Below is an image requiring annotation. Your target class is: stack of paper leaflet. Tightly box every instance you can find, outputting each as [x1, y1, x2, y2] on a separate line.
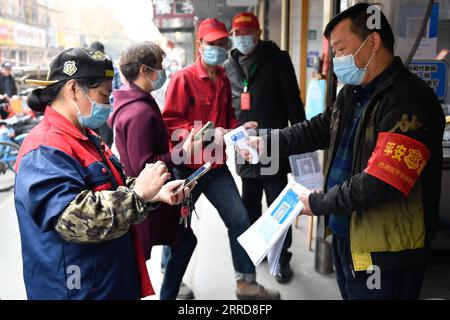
[237, 181, 310, 276]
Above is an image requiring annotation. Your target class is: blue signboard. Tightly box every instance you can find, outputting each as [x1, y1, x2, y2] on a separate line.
[408, 60, 448, 100]
[305, 79, 326, 120]
[307, 51, 319, 68]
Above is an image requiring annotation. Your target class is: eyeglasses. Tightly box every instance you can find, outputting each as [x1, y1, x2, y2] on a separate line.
[144, 65, 165, 72]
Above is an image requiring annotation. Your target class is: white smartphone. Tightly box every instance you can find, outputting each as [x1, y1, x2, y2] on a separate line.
[173, 162, 212, 194]
[194, 121, 214, 141]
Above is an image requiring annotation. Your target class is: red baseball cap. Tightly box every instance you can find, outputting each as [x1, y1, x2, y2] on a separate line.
[198, 18, 229, 42]
[231, 12, 260, 32]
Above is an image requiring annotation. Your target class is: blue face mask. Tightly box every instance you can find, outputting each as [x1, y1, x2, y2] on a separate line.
[73, 90, 112, 130]
[169, 65, 179, 73]
[333, 37, 374, 86]
[202, 45, 228, 66]
[146, 66, 167, 91]
[233, 35, 256, 55]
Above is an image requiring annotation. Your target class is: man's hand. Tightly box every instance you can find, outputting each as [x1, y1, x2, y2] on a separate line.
[213, 127, 227, 145]
[242, 121, 258, 130]
[152, 180, 195, 205]
[182, 128, 203, 157]
[236, 136, 265, 162]
[300, 190, 320, 216]
[133, 161, 171, 202]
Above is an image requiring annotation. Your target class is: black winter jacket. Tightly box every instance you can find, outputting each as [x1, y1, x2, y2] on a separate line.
[0, 75, 17, 97]
[273, 57, 445, 270]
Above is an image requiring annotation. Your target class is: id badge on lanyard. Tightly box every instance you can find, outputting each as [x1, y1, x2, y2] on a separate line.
[241, 86, 251, 111]
[241, 76, 251, 111]
[241, 64, 257, 111]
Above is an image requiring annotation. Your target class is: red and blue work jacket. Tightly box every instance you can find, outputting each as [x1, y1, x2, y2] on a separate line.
[14, 106, 152, 300]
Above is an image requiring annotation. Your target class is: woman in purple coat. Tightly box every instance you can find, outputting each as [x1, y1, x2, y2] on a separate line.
[108, 42, 196, 300]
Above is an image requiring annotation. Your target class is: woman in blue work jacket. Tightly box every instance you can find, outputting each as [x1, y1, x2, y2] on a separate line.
[14, 47, 191, 300]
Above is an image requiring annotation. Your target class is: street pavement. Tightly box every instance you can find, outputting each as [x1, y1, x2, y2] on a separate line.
[3, 149, 448, 300]
[0, 149, 341, 300]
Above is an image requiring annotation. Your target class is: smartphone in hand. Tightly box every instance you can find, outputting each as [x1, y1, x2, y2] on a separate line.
[173, 162, 212, 194]
[194, 121, 214, 141]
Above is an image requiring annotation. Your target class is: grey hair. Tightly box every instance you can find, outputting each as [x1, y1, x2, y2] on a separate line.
[119, 41, 166, 82]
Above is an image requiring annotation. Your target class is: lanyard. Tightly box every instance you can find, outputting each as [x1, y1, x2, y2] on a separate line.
[242, 63, 258, 93]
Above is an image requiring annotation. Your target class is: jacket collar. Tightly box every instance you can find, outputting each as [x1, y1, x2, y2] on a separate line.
[370, 56, 405, 96]
[129, 82, 151, 95]
[44, 106, 96, 141]
[355, 67, 385, 96]
[128, 82, 156, 102]
[195, 57, 225, 79]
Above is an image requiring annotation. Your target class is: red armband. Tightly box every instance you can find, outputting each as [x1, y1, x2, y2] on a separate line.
[364, 132, 430, 197]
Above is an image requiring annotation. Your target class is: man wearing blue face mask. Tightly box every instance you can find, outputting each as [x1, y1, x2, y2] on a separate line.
[223, 12, 306, 284]
[163, 18, 280, 300]
[239, 3, 445, 300]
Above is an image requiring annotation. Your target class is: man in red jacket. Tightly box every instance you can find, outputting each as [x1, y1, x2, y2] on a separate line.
[162, 18, 280, 300]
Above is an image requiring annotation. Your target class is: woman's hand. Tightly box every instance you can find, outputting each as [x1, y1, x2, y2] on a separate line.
[133, 161, 171, 202]
[152, 180, 196, 205]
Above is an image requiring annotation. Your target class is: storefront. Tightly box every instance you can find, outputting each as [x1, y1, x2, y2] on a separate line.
[0, 17, 47, 65]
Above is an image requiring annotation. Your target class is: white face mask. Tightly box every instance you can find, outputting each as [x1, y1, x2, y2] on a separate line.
[332, 36, 374, 85]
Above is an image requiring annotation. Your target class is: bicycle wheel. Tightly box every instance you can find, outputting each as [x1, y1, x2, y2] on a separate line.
[0, 140, 20, 192]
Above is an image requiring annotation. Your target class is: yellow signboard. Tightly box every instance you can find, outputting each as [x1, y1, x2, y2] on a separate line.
[0, 17, 46, 48]
[0, 18, 15, 46]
